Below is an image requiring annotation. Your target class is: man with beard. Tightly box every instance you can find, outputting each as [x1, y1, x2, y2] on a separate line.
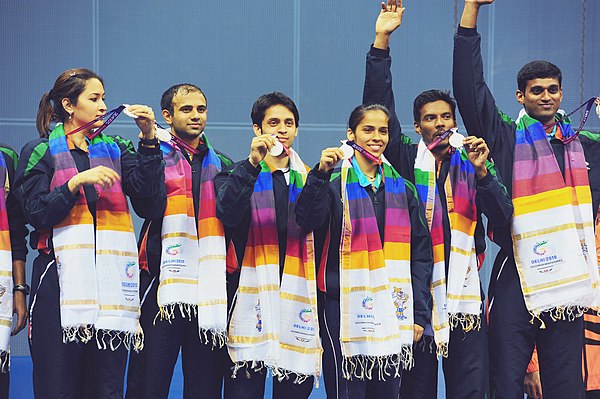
[361, 1, 513, 397]
[126, 84, 232, 399]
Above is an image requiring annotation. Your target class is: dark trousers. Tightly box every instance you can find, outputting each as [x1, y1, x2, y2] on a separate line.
[126, 272, 228, 399]
[399, 308, 489, 399]
[319, 293, 401, 399]
[223, 363, 314, 399]
[0, 371, 7, 399]
[29, 254, 128, 399]
[489, 254, 584, 399]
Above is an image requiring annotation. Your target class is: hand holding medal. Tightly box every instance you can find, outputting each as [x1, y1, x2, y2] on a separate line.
[122, 104, 156, 140]
[248, 134, 279, 167]
[463, 136, 490, 179]
[318, 145, 345, 174]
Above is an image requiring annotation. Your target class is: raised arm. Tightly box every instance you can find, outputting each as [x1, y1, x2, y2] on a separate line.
[453, 0, 515, 157]
[363, 0, 416, 181]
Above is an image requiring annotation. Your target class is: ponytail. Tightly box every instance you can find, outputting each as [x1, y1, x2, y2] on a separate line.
[36, 92, 54, 138]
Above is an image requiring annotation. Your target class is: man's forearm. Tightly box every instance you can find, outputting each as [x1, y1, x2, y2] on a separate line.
[460, 2, 482, 28]
[12, 259, 26, 285]
[374, 33, 391, 50]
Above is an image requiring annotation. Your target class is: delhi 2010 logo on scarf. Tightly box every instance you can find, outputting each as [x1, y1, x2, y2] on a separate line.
[165, 243, 182, 256]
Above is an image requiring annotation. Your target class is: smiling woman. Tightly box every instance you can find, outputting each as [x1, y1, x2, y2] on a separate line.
[293, 103, 434, 399]
[13, 68, 166, 399]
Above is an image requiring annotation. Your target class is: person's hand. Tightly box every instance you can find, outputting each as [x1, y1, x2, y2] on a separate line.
[127, 105, 156, 140]
[68, 165, 121, 193]
[524, 371, 543, 399]
[11, 291, 27, 336]
[460, 0, 494, 28]
[248, 134, 276, 167]
[413, 324, 424, 342]
[465, 0, 495, 5]
[374, 0, 405, 49]
[376, 0, 405, 36]
[463, 136, 489, 179]
[318, 148, 344, 173]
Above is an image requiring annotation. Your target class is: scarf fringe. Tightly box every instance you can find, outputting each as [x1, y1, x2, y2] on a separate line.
[199, 328, 227, 349]
[0, 351, 8, 373]
[95, 329, 144, 352]
[529, 305, 587, 329]
[156, 304, 227, 349]
[449, 313, 481, 333]
[341, 347, 413, 381]
[62, 325, 94, 344]
[231, 360, 266, 379]
[436, 341, 449, 358]
[62, 326, 144, 352]
[232, 361, 319, 387]
[271, 366, 316, 386]
[156, 303, 198, 323]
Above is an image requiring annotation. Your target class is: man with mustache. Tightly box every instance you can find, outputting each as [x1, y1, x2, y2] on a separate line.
[361, 1, 512, 397]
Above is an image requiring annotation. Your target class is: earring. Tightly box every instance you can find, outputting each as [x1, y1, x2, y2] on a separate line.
[68, 112, 73, 120]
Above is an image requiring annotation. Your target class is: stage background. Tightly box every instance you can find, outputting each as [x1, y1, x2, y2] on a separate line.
[0, 0, 599, 396]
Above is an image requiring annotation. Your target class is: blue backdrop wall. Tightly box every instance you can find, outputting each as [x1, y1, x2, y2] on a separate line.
[1, 0, 599, 357]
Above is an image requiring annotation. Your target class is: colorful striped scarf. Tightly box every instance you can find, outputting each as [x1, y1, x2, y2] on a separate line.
[511, 110, 600, 320]
[414, 141, 480, 357]
[0, 152, 12, 371]
[157, 136, 228, 345]
[339, 157, 413, 380]
[48, 124, 142, 350]
[228, 149, 322, 383]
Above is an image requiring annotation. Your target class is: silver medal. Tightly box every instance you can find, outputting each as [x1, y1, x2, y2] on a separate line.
[155, 127, 172, 142]
[269, 139, 284, 157]
[449, 132, 466, 149]
[122, 104, 137, 119]
[339, 140, 354, 159]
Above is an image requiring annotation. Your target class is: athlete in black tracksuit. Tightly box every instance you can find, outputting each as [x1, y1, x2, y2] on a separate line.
[215, 158, 316, 399]
[295, 162, 433, 399]
[453, 24, 600, 399]
[362, 43, 514, 399]
[15, 135, 164, 399]
[125, 141, 232, 399]
[0, 145, 28, 399]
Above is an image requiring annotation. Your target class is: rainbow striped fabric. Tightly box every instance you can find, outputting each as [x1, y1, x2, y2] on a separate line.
[338, 158, 414, 379]
[157, 136, 228, 345]
[228, 149, 322, 383]
[0, 151, 13, 371]
[511, 110, 600, 319]
[48, 124, 142, 350]
[414, 142, 480, 357]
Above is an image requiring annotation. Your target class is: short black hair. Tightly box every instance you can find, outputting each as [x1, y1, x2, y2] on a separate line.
[160, 84, 206, 114]
[517, 61, 562, 92]
[251, 92, 299, 127]
[413, 90, 456, 123]
[348, 103, 390, 132]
